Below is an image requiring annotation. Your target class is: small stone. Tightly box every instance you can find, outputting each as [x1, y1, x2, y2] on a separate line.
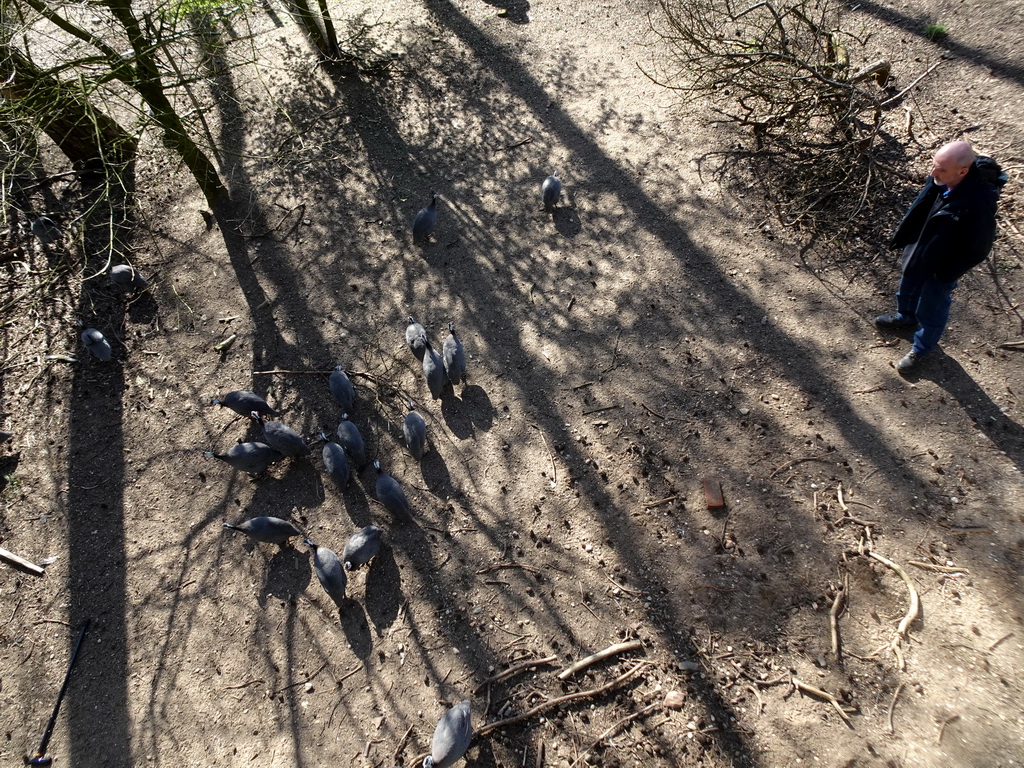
[663, 690, 685, 709]
[305, 682, 314, 693]
[738, 407, 750, 416]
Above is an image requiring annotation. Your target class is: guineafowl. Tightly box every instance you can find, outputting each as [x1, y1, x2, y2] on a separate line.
[342, 525, 382, 571]
[329, 365, 355, 412]
[403, 403, 427, 460]
[109, 264, 148, 290]
[421, 335, 448, 400]
[224, 516, 301, 545]
[442, 322, 467, 386]
[212, 390, 278, 417]
[374, 461, 413, 523]
[320, 431, 351, 489]
[81, 328, 112, 361]
[306, 539, 347, 610]
[336, 414, 367, 468]
[413, 192, 438, 243]
[542, 172, 562, 211]
[251, 412, 310, 457]
[406, 316, 428, 360]
[204, 442, 282, 474]
[424, 700, 473, 768]
[22, 213, 62, 245]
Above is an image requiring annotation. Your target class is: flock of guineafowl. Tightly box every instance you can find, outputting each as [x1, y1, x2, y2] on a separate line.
[13, 175, 567, 767]
[202, 176, 561, 768]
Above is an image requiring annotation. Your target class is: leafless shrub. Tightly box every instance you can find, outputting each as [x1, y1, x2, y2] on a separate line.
[647, 0, 898, 236]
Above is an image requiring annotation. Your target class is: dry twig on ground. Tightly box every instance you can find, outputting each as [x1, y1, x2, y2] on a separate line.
[556, 641, 644, 680]
[476, 662, 647, 738]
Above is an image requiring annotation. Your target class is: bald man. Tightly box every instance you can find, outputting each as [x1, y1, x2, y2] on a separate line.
[875, 140, 1006, 373]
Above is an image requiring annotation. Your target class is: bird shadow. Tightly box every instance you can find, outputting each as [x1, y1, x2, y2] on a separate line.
[440, 392, 474, 439]
[460, 384, 495, 431]
[340, 601, 373, 659]
[340, 482, 374, 527]
[553, 205, 582, 238]
[259, 545, 312, 605]
[365, 544, 402, 635]
[417, 444, 455, 502]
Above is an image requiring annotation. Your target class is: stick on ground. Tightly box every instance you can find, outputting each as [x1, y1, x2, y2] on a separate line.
[567, 701, 659, 768]
[474, 655, 558, 694]
[792, 678, 853, 726]
[887, 682, 905, 734]
[476, 662, 646, 738]
[556, 641, 643, 680]
[866, 548, 920, 671]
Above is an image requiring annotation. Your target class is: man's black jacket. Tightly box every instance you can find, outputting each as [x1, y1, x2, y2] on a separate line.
[892, 156, 1007, 282]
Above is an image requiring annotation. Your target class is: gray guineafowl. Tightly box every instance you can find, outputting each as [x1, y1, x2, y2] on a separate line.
[212, 390, 278, 417]
[412, 192, 438, 243]
[306, 539, 347, 610]
[421, 335, 448, 400]
[374, 461, 413, 524]
[336, 414, 367, 468]
[81, 328, 112, 361]
[251, 411, 310, 457]
[406, 316, 428, 360]
[403, 403, 427, 460]
[424, 699, 473, 768]
[320, 431, 351, 489]
[224, 516, 301, 545]
[542, 172, 562, 211]
[109, 264, 149, 290]
[204, 442, 282, 474]
[22, 213, 62, 245]
[329, 365, 355, 412]
[442, 322, 467, 386]
[342, 525, 382, 571]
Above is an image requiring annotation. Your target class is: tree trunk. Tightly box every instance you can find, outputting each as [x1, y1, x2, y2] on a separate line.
[0, 45, 135, 174]
[100, 0, 226, 208]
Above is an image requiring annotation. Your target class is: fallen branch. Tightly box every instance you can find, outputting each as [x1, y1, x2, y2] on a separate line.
[908, 560, 968, 574]
[879, 60, 942, 108]
[791, 677, 853, 725]
[887, 682, 904, 734]
[581, 404, 620, 416]
[567, 701, 659, 768]
[213, 334, 237, 353]
[556, 641, 643, 681]
[475, 563, 541, 576]
[988, 632, 1013, 652]
[644, 496, 677, 508]
[606, 574, 641, 595]
[746, 684, 764, 717]
[936, 713, 960, 745]
[476, 662, 646, 738]
[768, 454, 835, 478]
[996, 339, 1024, 349]
[864, 547, 920, 671]
[530, 424, 558, 486]
[0, 546, 45, 577]
[829, 574, 848, 661]
[392, 724, 414, 765]
[474, 655, 558, 694]
[252, 368, 329, 375]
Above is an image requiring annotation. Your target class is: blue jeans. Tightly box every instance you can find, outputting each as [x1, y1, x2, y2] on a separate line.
[895, 271, 958, 355]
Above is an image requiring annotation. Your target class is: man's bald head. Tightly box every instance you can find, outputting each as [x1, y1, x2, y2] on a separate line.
[931, 141, 976, 189]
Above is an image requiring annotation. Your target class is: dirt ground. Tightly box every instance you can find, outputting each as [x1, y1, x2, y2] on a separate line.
[2, 0, 1023, 766]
